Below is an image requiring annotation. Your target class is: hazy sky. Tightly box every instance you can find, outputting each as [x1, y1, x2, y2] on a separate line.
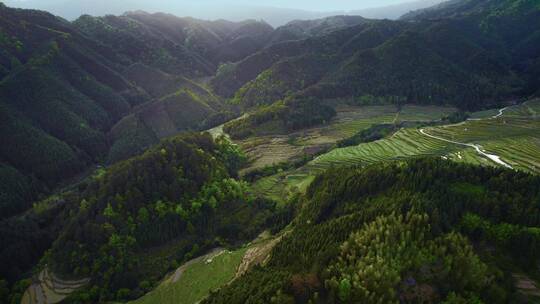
[181, 0, 416, 11]
[5, 0, 442, 26]
[7, 0, 419, 12]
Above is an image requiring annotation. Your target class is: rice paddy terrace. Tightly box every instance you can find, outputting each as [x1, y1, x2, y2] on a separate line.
[252, 99, 540, 202]
[237, 104, 456, 175]
[21, 268, 89, 304]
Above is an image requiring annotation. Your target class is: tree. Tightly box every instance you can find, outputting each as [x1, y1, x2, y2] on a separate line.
[338, 278, 351, 302]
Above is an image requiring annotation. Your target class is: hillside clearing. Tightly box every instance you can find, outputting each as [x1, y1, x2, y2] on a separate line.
[129, 232, 281, 304]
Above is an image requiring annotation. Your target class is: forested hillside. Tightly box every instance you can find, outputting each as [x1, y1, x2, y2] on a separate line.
[205, 158, 540, 303]
[1, 1, 540, 303]
[215, 0, 540, 138]
[0, 3, 273, 219]
[1, 133, 284, 303]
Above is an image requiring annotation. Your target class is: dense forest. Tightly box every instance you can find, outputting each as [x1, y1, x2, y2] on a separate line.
[3, 0, 538, 217]
[215, 0, 540, 138]
[204, 158, 540, 303]
[0, 3, 275, 219]
[1, 0, 540, 303]
[1, 133, 288, 303]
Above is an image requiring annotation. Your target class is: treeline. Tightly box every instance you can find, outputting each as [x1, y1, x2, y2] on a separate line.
[44, 133, 281, 302]
[211, 0, 540, 139]
[337, 123, 400, 148]
[224, 97, 336, 139]
[0, 133, 285, 303]
[204, 158, 540, 303]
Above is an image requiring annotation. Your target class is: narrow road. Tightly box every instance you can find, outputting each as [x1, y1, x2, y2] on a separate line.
[493, 106, 509, 119]
[170, 248, 225, 283]
[419, 106, 514, 169]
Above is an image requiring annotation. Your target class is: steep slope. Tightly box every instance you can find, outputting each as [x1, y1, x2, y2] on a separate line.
[213, 0, 540, 139]
[0, 3, 150, 217]
[267, 15, 368, 45]
[401, 0, 540, 20]
[205, 159, 540, 303]
[108, 71, 232, 163]
[46, 133, 277, 302]
[0, 4, 276, 218]
[351, 0, 446, 19]
[73, 12, 273, 74]
[0, 133, 282, 303]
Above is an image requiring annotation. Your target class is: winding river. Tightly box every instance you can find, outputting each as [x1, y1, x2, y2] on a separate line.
[419, 106, 514, 169]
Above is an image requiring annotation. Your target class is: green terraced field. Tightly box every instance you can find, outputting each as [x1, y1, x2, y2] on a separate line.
[319, 104, 456, 140]
[243, 104, 457, 175]
[253, 100, 540, 202]
[397, 104, 457, 122]
[130, 248, 246, 304]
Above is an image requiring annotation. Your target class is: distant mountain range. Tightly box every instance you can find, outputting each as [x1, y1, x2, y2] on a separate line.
[1, 1, 540, 303]
[4, 0, 446, 26]
[215, 0, 540, 138]
[351, 0, 445, 19]
[1, 0, 539, 220]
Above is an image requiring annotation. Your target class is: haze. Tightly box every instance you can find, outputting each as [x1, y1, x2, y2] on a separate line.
[4, 0, 445, 26]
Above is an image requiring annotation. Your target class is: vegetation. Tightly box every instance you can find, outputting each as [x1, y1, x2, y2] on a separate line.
[325, 213, 490, 303]
[39, 133, 279, 302]
[205, 158, 540, 303]
[130, 247, 247, 304]
[337, 123, 399, 148]
[224, 97, 336, 139]
[1, 1, 540, 303]
[212, 0, 540, 133]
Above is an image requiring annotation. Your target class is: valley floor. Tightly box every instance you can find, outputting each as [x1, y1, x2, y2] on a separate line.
[247, 100, 540, 202]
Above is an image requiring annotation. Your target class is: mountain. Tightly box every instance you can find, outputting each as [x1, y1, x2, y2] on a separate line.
[1, 1, 540, 303]
[0, 3, 273, 219]
[400, 0, 539, 20]
[204, 158, 540, 303]
[214, 0, 540, 139]
[351, 0, 446, 19]
[4, 0, 332, 26]
[73, 11, 273, 72]
[4, 0, 452, 27]
[267, 15, 368, 45]
[0, 132, 285, 302]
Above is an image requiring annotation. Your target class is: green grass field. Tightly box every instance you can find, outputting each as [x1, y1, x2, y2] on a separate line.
[130, 248, 247, 304]
[252, 100, 540, 202]
[242, 104, 456, 175]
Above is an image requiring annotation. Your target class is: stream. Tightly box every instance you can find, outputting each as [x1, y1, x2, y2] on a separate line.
[419, 106, 514, 169]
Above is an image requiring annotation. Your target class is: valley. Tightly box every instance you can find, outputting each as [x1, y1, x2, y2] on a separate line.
[1, 0, 540, 303]
[247, 99, 540, 202]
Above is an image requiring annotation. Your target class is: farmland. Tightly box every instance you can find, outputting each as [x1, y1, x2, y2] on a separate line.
[250, 100, 540, 202]
[129, 232, 280, 304]
[237, 104, 456, 175]
[20, 268, 89, 304]
[129, 248, 246, 304]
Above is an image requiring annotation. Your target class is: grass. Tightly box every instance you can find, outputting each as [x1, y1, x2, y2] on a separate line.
[130, 247, 247, 304]
[241, 104, 456, 176]
[397, 104, 457, 122]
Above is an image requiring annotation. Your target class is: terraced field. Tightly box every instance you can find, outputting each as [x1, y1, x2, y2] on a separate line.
[252, 100, 540, 202]
[426, 100, 540, 172]
[21, 268, 89, 304]
[238, 104, 456, 175]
